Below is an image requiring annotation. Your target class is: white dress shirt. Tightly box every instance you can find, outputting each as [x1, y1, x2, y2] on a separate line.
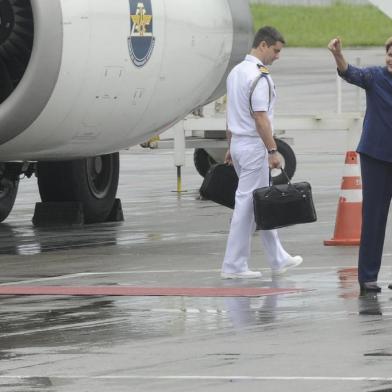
[226, 54, 276, 137]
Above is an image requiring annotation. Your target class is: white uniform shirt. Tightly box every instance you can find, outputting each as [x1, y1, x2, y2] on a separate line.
[226, 55, 276, 137]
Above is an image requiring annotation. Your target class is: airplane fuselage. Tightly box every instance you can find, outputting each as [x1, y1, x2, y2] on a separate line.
[0, 0, 253, 161]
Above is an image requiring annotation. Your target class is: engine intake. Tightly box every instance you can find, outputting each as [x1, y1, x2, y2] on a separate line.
[0, 0, 34, 103]
[0, 0, 63, 146]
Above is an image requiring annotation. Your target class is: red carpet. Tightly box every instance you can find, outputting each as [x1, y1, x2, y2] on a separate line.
[0, 286, 305, 297]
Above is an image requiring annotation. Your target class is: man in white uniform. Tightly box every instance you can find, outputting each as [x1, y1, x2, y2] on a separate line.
[221, 26, 303, 279]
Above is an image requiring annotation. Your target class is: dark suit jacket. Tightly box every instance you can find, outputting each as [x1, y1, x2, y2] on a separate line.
[339, 64, 392, 162]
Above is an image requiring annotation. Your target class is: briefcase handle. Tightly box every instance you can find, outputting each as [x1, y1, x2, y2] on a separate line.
[269, 168, 291, 186]
[266, 169, 304, 196]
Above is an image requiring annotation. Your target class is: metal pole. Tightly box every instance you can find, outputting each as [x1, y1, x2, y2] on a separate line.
[176, 166, 182, 193]
[337, 73, 342, 114]
[174, 122, 186, 193]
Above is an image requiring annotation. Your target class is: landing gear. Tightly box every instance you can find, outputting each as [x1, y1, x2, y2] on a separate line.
[193, 138, 296, 185]
[36, 153, 120, 224]
[0, 168, 18, 222]
[0, 162, 35, 222]
[0, 178, 18, 222]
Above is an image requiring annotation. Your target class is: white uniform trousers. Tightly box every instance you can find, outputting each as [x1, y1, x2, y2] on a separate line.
[222, 135, 290, 273]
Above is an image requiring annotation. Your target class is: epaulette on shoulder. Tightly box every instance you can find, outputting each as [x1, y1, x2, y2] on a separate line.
[257, 64, 269, 75]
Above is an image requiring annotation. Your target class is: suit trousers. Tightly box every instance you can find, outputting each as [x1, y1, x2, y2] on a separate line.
[358, 153, 392, 283]
[222, 135, 290, 273]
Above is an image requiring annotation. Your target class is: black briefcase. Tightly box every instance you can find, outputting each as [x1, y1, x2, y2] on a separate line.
[253, 171, 317, 230]
[199, 164, 238, 209]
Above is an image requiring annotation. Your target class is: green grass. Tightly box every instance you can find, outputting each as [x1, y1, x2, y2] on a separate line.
[251, 3, 392, 47]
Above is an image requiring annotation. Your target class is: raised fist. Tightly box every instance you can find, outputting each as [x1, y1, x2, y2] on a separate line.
[328, 37, 342, 54]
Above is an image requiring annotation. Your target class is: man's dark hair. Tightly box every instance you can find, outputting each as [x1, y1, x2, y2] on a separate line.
[253, 26, 285, 48]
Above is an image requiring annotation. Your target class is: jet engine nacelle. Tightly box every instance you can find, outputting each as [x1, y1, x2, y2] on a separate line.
[0, 0, 253, 161]
[0, 0, 253, 224]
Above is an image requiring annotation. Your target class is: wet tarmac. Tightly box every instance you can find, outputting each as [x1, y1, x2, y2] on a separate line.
[1, 49, 392, 392]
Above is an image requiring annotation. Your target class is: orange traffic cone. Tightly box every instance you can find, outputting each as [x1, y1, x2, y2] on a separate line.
[324, 151, 362, 246]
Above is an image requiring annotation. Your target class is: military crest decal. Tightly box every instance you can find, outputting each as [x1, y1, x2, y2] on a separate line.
[128, 0, 155, 67]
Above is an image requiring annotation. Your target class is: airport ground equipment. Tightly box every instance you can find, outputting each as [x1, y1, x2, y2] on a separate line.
[154, 100, 364, 190]
[155, 102, 297, 186]
[193, 137, 296, 186]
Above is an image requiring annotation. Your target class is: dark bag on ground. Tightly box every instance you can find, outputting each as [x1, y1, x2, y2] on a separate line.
[253, 170, 317, 230]
[199, 164, 238, 209]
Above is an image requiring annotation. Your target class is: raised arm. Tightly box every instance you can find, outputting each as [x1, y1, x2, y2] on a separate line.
[328, 37, 348, 73]
[328, 37, 374, 90]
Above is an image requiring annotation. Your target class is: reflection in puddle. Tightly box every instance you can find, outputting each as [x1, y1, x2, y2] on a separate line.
[17, 242, 42, 256]
[0, 223, 219, 255]
[359, 293, 382, 316]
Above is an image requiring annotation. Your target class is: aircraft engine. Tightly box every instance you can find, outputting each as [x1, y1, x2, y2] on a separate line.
[0, 0, 253, 223]
[0, 0, 34, 104]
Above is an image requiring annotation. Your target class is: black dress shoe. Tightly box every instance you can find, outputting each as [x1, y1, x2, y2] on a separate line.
[359, 282, 382, 295]
[388, 283, 392, 290]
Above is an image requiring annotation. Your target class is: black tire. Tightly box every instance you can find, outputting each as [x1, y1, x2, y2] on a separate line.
[37, 153, 120, 224]
[272, 138, 297, 185]
[194, 139, 296, 184]
[194, 148, 216, 177]
[0, 177, 18, 222]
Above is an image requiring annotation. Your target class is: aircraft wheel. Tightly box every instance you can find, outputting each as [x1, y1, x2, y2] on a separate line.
[271, 138, 297, 185]
[0, 176, 19, 222]
[37, 153, 120, 223]
[193, 139, 296, 184]
[193, 148, 216, 177]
